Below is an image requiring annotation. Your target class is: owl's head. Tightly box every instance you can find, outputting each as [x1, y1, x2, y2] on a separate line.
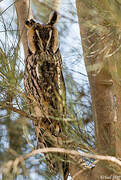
[25, 11, 59, 54]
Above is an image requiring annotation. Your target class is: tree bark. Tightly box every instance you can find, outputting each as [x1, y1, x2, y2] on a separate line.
[43, 0, 61, 11]
[15, 0, 32, 58]
[76, 0, 121, 179]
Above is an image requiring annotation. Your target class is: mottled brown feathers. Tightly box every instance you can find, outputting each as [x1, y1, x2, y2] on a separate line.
[24, 11, 68, 178]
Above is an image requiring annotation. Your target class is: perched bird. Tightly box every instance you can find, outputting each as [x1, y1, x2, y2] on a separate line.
[24, 11, 68, 179]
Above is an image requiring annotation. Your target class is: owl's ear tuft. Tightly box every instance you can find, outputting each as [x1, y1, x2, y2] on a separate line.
[48, 11, 59, 25]
[25, 19, 36, 28]
[29, 19, 36, 24]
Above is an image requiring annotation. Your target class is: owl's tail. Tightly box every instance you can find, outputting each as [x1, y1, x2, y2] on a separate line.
[35, 121, 69, 179]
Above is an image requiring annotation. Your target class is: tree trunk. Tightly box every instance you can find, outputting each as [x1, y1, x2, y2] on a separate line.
[15, 0, 32, 58]
[76, 0, 121, 179]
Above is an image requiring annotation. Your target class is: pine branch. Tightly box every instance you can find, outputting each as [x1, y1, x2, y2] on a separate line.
[0, 102, 36, 121]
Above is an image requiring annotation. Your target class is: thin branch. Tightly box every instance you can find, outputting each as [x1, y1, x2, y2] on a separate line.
[0, 102, 36, 121]
[1, 148, 121, 174]
[0, 0, 16, 16]
[24, 148, 121, 166]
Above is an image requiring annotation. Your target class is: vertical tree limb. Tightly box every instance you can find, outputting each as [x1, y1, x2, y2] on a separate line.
[76, 0, 121, 179]
[15, 0, 32, 58]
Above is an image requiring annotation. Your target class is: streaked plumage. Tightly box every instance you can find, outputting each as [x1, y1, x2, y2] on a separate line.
[24, 11, 68, 179]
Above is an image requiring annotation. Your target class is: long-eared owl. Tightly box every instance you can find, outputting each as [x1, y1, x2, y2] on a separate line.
[24, 11, 68, 178]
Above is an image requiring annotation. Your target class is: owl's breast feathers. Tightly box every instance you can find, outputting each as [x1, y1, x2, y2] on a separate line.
[24, 11, 68, 178]
[24, 49, 65, 117]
